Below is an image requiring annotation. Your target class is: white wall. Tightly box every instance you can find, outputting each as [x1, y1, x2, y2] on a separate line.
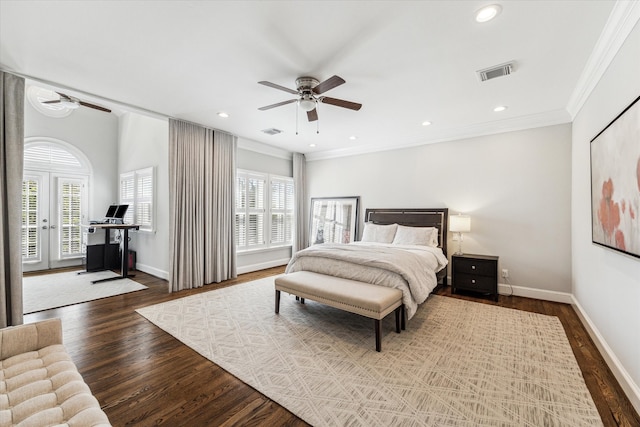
[571, 21, 640, 411]
[307, 124, 573, 296]
[24, 93, 119, 220]
[118, 112, 169, 279]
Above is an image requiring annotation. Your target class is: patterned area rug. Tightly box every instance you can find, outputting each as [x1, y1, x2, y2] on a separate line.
[23, 270, 147, 314]
[136, 277, 602, 426]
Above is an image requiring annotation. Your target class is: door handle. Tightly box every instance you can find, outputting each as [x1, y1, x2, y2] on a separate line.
[50, 225, 57, 229]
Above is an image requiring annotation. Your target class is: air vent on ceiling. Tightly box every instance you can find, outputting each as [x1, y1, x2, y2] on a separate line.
[477, 61, 514, 82]
[262, 128, 283, 135]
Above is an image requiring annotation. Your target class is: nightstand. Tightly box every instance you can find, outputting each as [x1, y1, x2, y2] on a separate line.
[451, 253, 499, 301]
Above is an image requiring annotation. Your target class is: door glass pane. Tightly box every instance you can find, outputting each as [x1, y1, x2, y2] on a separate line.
[21, 179, 39, 260]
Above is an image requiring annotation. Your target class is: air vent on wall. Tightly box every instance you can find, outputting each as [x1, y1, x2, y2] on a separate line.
[262, 128, 283, 135]
[477, 61, 514, 82]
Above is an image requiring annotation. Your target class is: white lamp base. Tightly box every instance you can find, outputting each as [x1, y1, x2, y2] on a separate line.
[454, 232, 464, 255]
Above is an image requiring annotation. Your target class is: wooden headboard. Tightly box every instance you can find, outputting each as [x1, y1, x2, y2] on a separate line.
[364, 208, 449, 256]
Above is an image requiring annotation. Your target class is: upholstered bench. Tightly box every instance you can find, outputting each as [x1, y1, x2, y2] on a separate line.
[0, 318, 111, 426]
[274, 271, 404, 352]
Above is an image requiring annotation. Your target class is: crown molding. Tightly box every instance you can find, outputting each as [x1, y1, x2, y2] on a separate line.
[566, 1, 640, 118]
[305, 109, 571, 162]
[237, 137, 293, 160]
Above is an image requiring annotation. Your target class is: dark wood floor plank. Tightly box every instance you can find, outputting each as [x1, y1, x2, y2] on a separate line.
[22, 267, 638, 426]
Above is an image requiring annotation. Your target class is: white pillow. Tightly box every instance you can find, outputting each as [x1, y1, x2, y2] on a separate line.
[392, 225, 439, 247]
[361, 223, 398, 243]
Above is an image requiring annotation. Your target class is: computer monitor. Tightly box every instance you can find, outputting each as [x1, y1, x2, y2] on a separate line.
[105, 205, 118, 218]
[114, 204, 129, 220]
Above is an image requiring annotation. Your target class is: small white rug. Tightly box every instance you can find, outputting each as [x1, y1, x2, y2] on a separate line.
[23, 270, 148, 314]
[136, 277, 603, 426]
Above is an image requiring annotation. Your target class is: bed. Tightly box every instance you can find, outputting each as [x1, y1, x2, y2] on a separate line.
[285, 208, 449, 320]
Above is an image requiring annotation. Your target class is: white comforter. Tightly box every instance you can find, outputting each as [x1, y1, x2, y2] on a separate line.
[285, 242, 448, 319]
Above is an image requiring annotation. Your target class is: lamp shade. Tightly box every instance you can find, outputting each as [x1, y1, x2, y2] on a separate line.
[450, 214, 471, 233]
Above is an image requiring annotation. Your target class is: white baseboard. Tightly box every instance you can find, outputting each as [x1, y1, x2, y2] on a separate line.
[572, 297, 640, 415]
[237, 258, 290, 275]
[498, 282, 574, 304]
[134, 263, 169, 280]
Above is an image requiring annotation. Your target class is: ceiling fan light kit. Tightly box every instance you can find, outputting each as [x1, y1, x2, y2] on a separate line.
[298, 94, 316, 112]
[59, 99, 80, 109]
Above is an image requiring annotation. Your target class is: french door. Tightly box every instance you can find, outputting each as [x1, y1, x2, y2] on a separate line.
[22, 170, 88, 272]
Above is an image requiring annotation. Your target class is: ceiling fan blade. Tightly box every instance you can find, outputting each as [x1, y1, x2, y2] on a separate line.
[320, 96, 362, 111]
[312, 75, 345, 95]
[258, 81, 298, 95]
[78, 101, 112, 113]
[42, 100, 62, 104]
[307, 108, 318, 122]
[56, 92, 73, 100]
[258, 99, 297, 111]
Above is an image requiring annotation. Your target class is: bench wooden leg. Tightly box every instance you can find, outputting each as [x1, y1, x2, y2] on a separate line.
[375, 319, 381, 352]
[401, 305, 406, 330]
[395, 306, 401, 333]
[275, 290, 281, 314]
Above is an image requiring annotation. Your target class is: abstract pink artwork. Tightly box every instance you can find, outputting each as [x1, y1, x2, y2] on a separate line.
[591, 95, 640, 258]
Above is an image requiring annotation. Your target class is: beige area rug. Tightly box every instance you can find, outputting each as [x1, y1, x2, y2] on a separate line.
[23, 270, 147, 314]
[136, 277, 602, 426]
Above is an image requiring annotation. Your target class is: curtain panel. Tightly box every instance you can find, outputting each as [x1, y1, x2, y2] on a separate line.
[168, 119, 237, 292]
[0, 72, 25, 327]
[292, 152, 308, 253]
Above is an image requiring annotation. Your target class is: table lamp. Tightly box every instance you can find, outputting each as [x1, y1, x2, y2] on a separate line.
[450, 214, 471, 255]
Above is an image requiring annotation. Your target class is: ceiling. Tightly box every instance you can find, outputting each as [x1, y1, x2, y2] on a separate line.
[0, 1, 620, 160]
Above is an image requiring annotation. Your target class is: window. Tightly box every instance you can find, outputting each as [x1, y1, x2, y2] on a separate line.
[120, 167, 154, 231]
[236, 170, 294, 251]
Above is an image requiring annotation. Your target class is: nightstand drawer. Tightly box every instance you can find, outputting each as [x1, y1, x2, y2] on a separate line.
[454, 273, 495, 293]
[454, 258, 496, 277]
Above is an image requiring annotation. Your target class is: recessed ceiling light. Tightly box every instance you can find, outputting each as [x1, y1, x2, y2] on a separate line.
[217, 112, 229, 118]
[309, 143, 316, 148]
[493, 105, 507, 112]
[475, 4, 502, 23]
[422, 121, 432, 126]
[349, 136, 357, 140]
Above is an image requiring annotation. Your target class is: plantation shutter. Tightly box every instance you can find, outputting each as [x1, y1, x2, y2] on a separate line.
[235, 174, 247, 248]
[247, 174, 265, 246]
[21, 178, 39, 260]
[135, 168, 153, 231]
[270, 177, 294, 245]
[58, 178, 84, 257]
[120, 172, 135, 224]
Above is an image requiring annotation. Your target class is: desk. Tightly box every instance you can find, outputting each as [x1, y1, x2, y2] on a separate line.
[87, 224, 140, 284]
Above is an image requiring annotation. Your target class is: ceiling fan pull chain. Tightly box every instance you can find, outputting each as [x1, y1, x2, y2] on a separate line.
[317, 105, 320, 134]
[296, 105, 299, 135]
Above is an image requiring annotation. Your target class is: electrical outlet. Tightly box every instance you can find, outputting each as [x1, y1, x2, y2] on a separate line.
[501, 269, 509, 278]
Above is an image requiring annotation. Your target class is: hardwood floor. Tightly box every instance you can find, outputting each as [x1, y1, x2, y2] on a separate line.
[23, 268, 639, 427]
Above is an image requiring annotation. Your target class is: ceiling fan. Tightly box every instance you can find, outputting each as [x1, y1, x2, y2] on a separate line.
[41, 92, 111, 113]
[258, 75, 361, 122]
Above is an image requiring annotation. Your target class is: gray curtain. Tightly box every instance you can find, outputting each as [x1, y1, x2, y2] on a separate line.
[0, 72, 25, 327]
[168, 119, 237, 292]
[292, 152, 308, 253]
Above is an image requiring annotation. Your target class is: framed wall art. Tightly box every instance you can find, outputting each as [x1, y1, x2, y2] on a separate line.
[309, 196, 359, 245]
[591, 95, 640, 258]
